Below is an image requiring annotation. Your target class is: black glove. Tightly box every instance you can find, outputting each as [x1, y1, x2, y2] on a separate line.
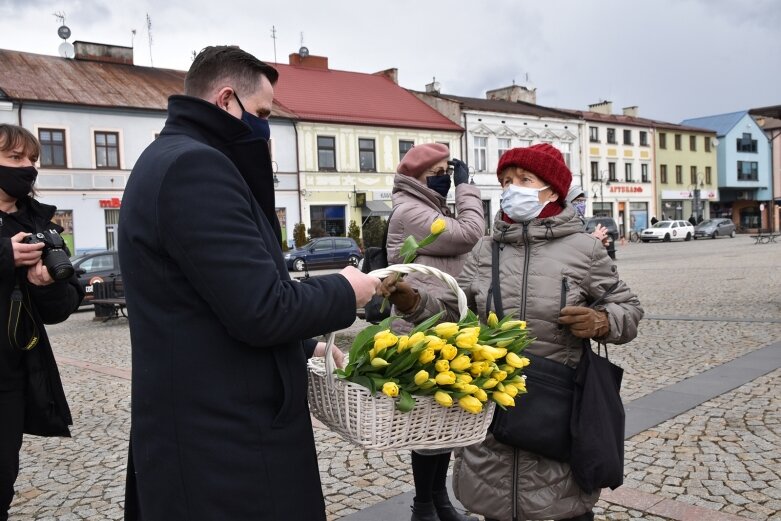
[450, 158, 469, 187]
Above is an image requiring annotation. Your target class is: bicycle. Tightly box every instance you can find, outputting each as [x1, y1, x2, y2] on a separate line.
[629, 230, 642, 243]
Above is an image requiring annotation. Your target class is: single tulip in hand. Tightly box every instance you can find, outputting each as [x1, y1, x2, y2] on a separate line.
[380, 277, 420, 314]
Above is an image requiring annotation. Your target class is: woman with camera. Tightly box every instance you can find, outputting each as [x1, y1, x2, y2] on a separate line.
[0, 124, 84, 520]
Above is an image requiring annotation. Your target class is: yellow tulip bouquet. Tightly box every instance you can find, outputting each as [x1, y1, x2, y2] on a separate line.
[335, 218, 533, 414]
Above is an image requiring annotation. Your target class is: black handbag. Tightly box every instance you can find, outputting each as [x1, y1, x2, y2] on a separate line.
[487, 240, 574, 460]
[361, 208, 396, 324]
[570, 339, 625, 493]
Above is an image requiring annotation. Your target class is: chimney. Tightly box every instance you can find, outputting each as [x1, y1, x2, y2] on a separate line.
[486, 84, 536, 104]
[373, 68, 398, 84]
[288, 52, 328, 69]
[425, 79, 441, 94]
[622, 106, 639, 117]
[588, 100, 613, 115]
[73, 41, 133, 65]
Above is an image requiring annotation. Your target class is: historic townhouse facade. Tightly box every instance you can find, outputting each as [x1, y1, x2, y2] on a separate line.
[749, 105, 781, 231]
[412, 83, 584, 231]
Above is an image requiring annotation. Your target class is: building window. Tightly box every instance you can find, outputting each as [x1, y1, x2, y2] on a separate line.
[94, 131, 120, 169]
[639, 131, 648, 146]
[559, 143, 572, 169]
[590, 161, 599, 181]
[317, 136, 336, 171]
[497, 138, 511, 160]
[589, 126, 599, 143]
[625, 163, 633, 182]
[704, 138, 711, 152]
[358, 138, 376, 172]
[674, 134, 682, 150]
[641, 163, 649, 182]
[399, 140, 414, 161]
[675, 165, 682, 184]
[689, 135, 697, 151]
[690, 166, 698, 184]
[736, 133, 757, 152]
[607, 128, 616, 144]
[659, 133, 667, 149]
[623, 129, 632, 145]
[473, 136, 487, 172]
[38, 128, 67, 167]
[608, 162, 617, 182]
[737, 161, 758, 181]
[705, 166, 711, 184]
[105, 209, 120, 251]
[660, 164, 668, 184]
[310, 205, 346, 236]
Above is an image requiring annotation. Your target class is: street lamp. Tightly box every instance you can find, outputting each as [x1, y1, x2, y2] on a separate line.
[591, 171, 611, 217]
[271, 161, 280, 188]
[688, 173, 705, 222]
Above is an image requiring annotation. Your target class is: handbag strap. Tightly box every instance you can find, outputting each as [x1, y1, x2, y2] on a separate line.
[8, 283, 40, 351]
[585, 280, 621, 359]
[490, 239, 504, 319]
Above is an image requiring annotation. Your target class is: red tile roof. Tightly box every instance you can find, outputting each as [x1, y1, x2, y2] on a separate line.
[270, 62, 462, 131]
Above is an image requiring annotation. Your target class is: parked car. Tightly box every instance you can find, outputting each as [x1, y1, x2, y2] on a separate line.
[694, 218, 736, 239]
[584, 216, 619, 260]
[285, 237, 363, 272]
[69, 250, 121, 305]
[640, 220, 694, 242]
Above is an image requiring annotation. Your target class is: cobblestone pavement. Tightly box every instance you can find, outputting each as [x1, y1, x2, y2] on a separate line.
[8, 235, 781, 520]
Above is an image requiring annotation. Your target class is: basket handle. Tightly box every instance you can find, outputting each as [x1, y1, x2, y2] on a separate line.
[368, 263, 468, 321]
[323, 331, 338, 386]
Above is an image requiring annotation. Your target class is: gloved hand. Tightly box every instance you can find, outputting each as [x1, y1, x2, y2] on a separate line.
[558, 306, 609, 338]
[449, 158, 469, 187]
[379, 276, 420, 314]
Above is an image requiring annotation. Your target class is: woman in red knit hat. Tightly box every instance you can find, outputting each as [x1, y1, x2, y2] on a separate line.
[381, 144, 643, 521]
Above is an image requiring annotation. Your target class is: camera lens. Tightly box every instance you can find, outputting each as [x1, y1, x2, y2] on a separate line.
[43, 248, 75, 280]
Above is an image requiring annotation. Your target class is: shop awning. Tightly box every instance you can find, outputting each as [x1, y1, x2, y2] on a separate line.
[362, 200, 392, 217]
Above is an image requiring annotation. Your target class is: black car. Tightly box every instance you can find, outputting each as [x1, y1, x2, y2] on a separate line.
[284, 237, 363, 272]
[584, 217, 619, 260]
[70, 250, 121, 305]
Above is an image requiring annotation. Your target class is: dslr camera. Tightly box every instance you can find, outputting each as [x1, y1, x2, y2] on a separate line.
[22, 230, 74, 280]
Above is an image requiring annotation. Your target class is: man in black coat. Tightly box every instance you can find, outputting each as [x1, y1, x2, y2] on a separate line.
[118, 46, 380, 520]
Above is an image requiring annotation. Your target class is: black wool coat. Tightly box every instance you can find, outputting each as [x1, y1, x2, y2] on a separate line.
[0, 198, 84, 436]
[119, 96, 357, 521]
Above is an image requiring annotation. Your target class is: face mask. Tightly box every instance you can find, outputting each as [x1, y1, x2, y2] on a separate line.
[574, 201, 586, 217]
[500, 184, 550, 222]
[0, 165, 37, 199]
[234, 92, 271, 141]
[426, 175, 452, 198]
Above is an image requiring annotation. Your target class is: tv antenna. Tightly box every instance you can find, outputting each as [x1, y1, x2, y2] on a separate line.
[271, 25, 278, 63]
[131, 29, 137, 48]
[146, 13, 154, 66]
[53, 11, 74, 58]
[299, 32, 308, 57]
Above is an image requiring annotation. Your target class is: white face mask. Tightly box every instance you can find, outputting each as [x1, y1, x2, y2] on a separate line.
[500, 184, 550, 222]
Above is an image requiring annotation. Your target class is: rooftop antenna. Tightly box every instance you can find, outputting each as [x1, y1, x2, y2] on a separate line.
[271, 25, 278, 63]
[299, 31, 308, 57]
[130, 29, 137, 48]
[146, 13, 154, 66]
[53, 11, 74, 58]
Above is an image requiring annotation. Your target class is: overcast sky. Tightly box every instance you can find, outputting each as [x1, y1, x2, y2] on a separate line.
[1, 0, 779, 123]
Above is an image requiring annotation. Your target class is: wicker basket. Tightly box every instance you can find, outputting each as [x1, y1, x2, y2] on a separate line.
[307, 264, 496, 451]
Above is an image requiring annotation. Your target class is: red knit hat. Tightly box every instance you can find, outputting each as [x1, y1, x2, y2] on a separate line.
[496, 144, 572, 201]
[397, 143, 450, 177]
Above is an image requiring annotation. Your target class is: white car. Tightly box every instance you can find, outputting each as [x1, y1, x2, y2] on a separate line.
[640, 220, 694, 242]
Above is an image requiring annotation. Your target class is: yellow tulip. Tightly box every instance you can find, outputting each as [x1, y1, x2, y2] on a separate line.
[370, 357, 390, 368]
[502, 383, 519, 397]
[456, 332, 478, 349]
[456, 373, 473, 384]
[492, 391, 515, 407]
[479, 345, 507, 361]
[481, 378, 499, 389]
[434, 391, 453, 408]
[434, 359, 450, 373]
[373, 330, 399, 351]
[420, 378, 437, 389]
[473, 388, 488, 402]
[450, 382, 465, 391]
[450, 355, 472, 372]
[440, 344, 457, 361]
[462, 384, 479, 394]
[505, 352, 530, 369]
[492, 370, 508, 382]
[382, 382, 399, 397]
[433, 322, 459, 339]
[425, 335, 446, 351]
[396, 335, 410, 353]
[496, 338, 515, 348]
[418, 347, 436, 364]
[500, 320, 526, 331]
[458, 395, 483, 414]
[469, 361, 487, 377]
[414, 370, 430, 386]
[487, 311, 499, 328]
[430, 218, 446, 236]
[435, 371, 457, 386]
[409, 332, 426, 345]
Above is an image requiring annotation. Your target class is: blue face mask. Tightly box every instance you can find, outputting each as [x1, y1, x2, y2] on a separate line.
[234, 92, 271, 142]
[426, 174, 452, 198]
[574, 201, 586, 217]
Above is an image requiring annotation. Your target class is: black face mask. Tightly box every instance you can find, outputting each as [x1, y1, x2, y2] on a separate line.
[426, 175, 452, 198]
[234, 92, 271, 142]
[0, 165, 37, 199]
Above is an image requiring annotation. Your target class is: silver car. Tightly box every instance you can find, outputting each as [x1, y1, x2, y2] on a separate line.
[694, 218, 736, 239]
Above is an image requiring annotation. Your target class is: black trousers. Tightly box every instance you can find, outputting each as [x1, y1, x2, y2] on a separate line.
[0, 389, 24, 521]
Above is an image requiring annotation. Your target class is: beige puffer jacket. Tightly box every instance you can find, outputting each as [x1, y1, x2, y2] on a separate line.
[386, 174, 485, 331]
[407, 206, 644, 521]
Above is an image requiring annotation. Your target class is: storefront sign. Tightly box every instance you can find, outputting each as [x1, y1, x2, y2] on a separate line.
[608, 185, 645, 193]
[373, 191, 392, 200]
[99, 198, 121, 208]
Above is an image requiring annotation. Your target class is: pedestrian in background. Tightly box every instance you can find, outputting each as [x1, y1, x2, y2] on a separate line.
[386, 143, 484, 521]
[566, 184, 608, 244]
[382, 143, 643, 521]
[0, 124, 84, 520]
[118, 46, 379, 521]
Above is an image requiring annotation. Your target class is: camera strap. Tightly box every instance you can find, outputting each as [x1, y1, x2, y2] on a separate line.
[8, 282, 40, 351]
